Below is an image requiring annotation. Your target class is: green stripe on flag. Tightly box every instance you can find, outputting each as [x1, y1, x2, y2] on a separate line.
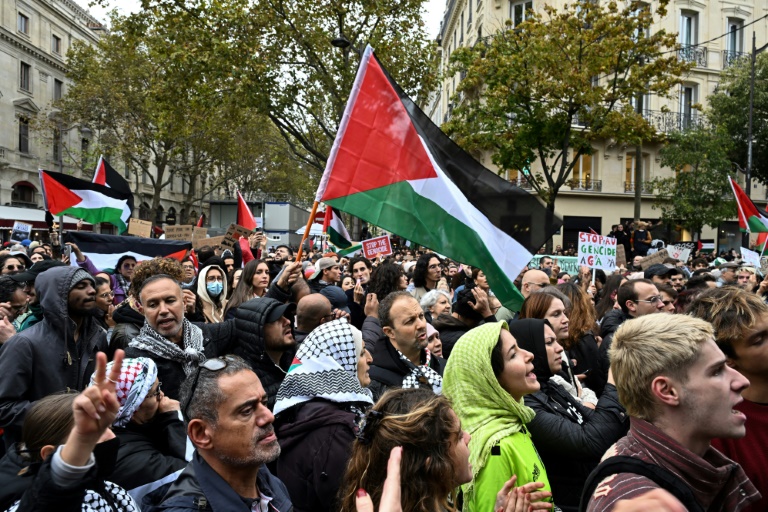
[61, 206, 129, 232]
[327, 181, 526, 311]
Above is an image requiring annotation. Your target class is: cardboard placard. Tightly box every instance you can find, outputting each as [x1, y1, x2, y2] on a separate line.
[638, 248, 669, 270]
[193, 235, 225, 250]
[668, 245, 691, 262]
[10, 221, 33, 242]
[164, 225, 194, 241]
[616, 244, 627, 268]
[221, 223, 253, 249]
[741, 247, 761, 268]
[192, 227, 208, 244]
[576, 232, 617, 271]
[362, 235, 393, 259]
[128, 218, 153, 238]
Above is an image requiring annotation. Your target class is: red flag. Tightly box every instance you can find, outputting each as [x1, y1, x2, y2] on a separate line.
[757, 232, 768, 252]
[236, 190, 257, 231]
[322, 206, 331, 233]
[196, 214, 204, 227]
[589, 227, 599, 235]
[189, 249, 199, 270]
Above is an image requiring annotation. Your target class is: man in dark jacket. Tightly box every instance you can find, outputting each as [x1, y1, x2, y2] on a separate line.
[150, 355, 292, 512]
[0, 266, 107, 447]
[368, 291, 445, 401]
[232, 298, 297, 410]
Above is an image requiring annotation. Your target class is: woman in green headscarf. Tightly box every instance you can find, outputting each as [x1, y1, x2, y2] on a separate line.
[443, 321, 555, 512]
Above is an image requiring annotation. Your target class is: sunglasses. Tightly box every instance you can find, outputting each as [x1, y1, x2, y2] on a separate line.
[147, 381, 163, 399]
[182, 357, 230, 420]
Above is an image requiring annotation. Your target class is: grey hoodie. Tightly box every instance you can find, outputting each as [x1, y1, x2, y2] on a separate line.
[0, 266, 107, 444]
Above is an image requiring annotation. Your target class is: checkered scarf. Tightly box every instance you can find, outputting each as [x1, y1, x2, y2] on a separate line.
[397, 347, 442, 394]
[90, 357, 158, 427]
[273, 319, 373, 416]
[129, 318, 205, 376]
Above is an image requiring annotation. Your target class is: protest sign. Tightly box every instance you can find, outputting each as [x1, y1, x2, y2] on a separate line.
[638, 248, 669, 270]
[128, 218, 152, 238]
[741, 247, 761, 268]
[577, 232, 617, 271]
[192, 227, 208, 244]
[193, 235, 225, 250]
[10, 221, 32, 242]
[221, 223, 253, 248]
[362, 235, 393, 259]
[667, 245, 691, 262]
[616, 245, 627, 268]
[164, 225, 194, 241]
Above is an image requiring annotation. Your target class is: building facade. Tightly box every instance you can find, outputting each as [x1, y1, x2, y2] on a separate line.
[436, 0, 768, 253]
[0, 0, 207, 237]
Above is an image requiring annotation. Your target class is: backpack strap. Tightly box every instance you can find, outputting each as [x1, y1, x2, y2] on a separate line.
[579, 455, 705, 512]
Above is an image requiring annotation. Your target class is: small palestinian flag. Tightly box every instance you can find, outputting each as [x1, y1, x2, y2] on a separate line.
[288, 357, 302, 373]
[64, 231, 191, 271]
[729, 176, 768, 233]
[322, 207, 353, 249]
[315, 46, 562, 310]
[92, 156, 135, 213]
[756, 232, 768, 253]
[40, 170, 132, 233]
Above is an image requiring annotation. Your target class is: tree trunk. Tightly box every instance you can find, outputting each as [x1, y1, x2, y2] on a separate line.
[545, 200, 556, 254]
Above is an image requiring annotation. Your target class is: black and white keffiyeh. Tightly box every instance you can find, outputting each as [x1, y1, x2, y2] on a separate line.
[7, 481, 139, 512]
[273, 319, 373, 416]
[398, 348, 442, 394]
[129, 318, 205, 376]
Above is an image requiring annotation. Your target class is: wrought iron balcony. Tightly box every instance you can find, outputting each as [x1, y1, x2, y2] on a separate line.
[623, 181, 653, 194]
[512, 175, 534, 190]
[722, 50, 747, 69]
[642, 110, 704, 133]
[678, 45, 707, 67]
[567, 179, 602, 191]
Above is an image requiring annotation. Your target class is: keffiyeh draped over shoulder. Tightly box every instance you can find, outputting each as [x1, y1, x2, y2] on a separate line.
[273, 319, 373, 416]
[442, 321, 536, 503]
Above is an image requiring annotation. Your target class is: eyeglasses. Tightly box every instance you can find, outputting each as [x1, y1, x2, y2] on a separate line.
[99, 291, 114, 299]
[147, 381, 163, 399]
[635, 295, 663, 304]
[206, 276, 224, 282]
[4, 265, 24, 271]
[182, 358, 230, 420]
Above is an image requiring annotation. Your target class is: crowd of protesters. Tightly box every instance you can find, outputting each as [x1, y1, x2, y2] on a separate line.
[0, 225, 763, 512]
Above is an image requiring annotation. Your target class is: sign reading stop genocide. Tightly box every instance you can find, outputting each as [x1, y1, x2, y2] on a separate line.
[362, 235, 393, 259]
[577, 232, 617, 272]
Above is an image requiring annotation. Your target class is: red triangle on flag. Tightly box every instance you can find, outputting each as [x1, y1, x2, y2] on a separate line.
[40, 171, 82, 214]
[237, 190, 257, 231]
[320, 54, 437, 202]
[93, 158, 107, 186]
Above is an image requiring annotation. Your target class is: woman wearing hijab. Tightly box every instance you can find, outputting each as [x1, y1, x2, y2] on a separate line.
[443, 321, 553, 512]
[273, 319, 374, 512]
[193, 263, 227, 323]
[508, 319, 628, 512]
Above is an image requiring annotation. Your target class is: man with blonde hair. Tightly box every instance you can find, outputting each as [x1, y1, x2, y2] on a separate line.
[688, 287, 768, 512]
[584, 314, 759, 512]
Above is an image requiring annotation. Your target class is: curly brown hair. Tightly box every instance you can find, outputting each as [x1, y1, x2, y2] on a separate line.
[129, 257, 185, 299]
[338, 388, 462, 512]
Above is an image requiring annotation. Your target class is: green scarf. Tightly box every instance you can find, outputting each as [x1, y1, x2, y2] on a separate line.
[443, 321, 536, 504]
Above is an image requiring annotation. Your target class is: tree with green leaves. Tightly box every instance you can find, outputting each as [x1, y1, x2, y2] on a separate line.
[708, 53, 768, 184]
[443, 0, 691, 245]
[650, 125, 735, 239]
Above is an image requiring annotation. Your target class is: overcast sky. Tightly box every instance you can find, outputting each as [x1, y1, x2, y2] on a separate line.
[86, 0, 447, 38]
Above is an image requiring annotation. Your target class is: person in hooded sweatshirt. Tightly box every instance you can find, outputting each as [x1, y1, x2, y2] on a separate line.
[187, 259, 228, 324]
[509, 318, 628, 512]
[0, 266, 108, 448]
[273, 319, 373, 512]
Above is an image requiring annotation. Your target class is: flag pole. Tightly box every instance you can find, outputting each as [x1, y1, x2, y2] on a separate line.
[729, 176, 750, 235]
[295, 201, 320, 262]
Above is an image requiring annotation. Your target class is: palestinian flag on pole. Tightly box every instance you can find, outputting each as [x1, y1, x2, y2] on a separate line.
[322, 207, 353, 249]
[64, 231, 191, 271]
[316, 46, 562, 311]
[756, 232, 768, 253]
[92, 156, 135, 213]
[729, 176, 768, 232]
[40, 170, 132, 233]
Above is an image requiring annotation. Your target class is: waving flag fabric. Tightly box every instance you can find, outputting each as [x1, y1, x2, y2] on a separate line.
[40, 170, 132, 233]
[315, 46, 562, 310]
[729, 176, 768, 233]
[92, 156, 135, 213]
[64, 231, 191, 270]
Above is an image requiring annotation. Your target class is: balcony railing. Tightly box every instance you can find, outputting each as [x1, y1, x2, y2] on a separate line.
[512, 175, 534, 190]
[678, 45, 708, 67]
[722, 50, 747, 69]
[567, 179, 602, 191]
[624, 181, 653, 194]
[642, 110, 705, 133]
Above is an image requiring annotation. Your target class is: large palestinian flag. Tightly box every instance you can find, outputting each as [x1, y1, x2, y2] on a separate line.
[40, 170, 133, 233]
[729, 176, 768, 233]
[64, 231, 192, 271]
[316, 46, 562, 310]
[92, 156, 135, 213]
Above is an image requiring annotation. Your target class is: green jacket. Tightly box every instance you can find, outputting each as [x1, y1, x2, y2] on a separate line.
[464, 430, 553, 512]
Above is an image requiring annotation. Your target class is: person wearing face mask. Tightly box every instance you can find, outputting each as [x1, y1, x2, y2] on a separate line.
[509, 319, 628, 512]
[193, 263, 228, 324]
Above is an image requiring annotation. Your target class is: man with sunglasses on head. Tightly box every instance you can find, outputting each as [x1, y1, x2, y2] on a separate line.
[151, 355, 291, 512]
